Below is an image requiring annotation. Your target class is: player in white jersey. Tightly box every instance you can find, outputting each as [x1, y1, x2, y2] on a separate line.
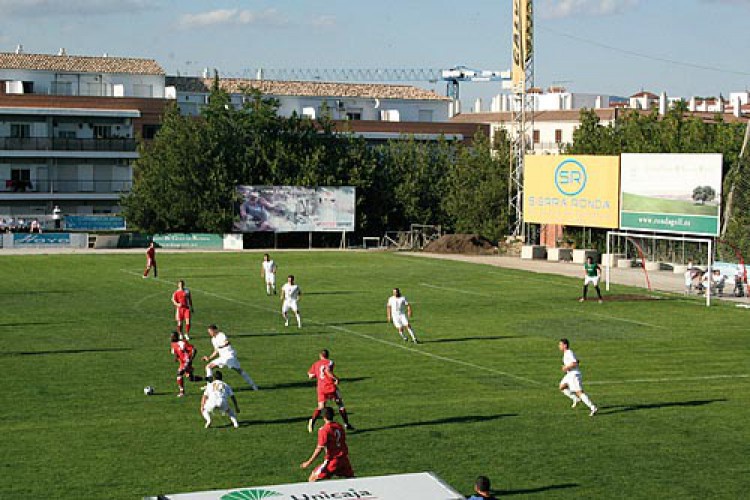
[202, 324, 259, 390]
[281, 274, 302, 328]
[261, 253, 277, 295]
[200, 370, 240, 428]
[558, 338, 598, 416]
[386, 288, 418, 344]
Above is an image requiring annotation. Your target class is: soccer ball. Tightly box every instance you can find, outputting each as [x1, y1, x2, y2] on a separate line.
[143, 386, 155, 396]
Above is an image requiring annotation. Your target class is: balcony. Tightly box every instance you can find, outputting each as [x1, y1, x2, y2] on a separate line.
[3, 178, 132, 196]
[0, 137, 137, 152]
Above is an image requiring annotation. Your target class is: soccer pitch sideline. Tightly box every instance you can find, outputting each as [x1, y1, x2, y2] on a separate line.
[1, 251, 748, 499]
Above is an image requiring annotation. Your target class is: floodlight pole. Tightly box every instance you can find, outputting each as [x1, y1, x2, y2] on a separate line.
[605, 233, 611, 291]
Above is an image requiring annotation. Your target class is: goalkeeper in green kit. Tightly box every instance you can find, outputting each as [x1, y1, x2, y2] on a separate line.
[579, 256, 603, 303]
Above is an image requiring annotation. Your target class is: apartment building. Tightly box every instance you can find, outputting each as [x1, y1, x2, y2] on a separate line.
[0, 49, 168, 218]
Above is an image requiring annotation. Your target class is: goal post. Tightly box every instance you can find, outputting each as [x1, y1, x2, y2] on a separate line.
[605, 231, 714, 307]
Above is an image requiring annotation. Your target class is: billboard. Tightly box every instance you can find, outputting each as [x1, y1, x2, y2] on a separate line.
[620, 153, 722, 236]
[152, 472, 464, 500]
[234, 186, 355, 233]
[523, 155, 620, 228]
[64, 215, 126, 231]
[512, 0, 533, 91]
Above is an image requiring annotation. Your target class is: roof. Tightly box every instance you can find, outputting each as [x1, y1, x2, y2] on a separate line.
[450, 109, 618, 123]
[630, 91, 659, 99]
[166, 76, 450, 101]
[0, 52, 164, 75]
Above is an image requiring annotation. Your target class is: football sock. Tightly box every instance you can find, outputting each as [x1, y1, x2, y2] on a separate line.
[202, 409, 211, 425]
[238, 369, 258, 388]
[311, 408, 321, 424]
[582, 285, 589, 298]
[580, 393, 595, 409]
[206, 366, 213, 378]
[228, 409, 239, 428]
[266, 284, 271, 294]
[595, 286, 603, 299]
[338, 407, 350, 425]
[562, 388, 579, 402]
[406, 327, 417, 342]
[177, 376, 184, 391]
[296, 314, 302, 328]
[185, 323, 191, 336]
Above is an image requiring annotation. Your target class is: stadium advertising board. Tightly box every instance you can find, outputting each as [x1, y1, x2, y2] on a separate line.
[64, 215, 126, 231]
[152, 472, 464, 500]
[234, 186, 355, 233]
[5, 232, 88, 248]
[152, 233, 224, 249]
[523, 155, 620, 228]
[620, 153, 722, 236]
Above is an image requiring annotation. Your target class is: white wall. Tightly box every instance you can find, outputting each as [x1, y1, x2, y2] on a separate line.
[0, 69, 165, 97]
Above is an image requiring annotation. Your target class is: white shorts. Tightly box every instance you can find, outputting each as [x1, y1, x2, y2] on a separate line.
[282, 300, 299, 314]
[212, 356, 241, 370]
[392, 313, 409, 328]
[265, 273, 276, 285]
[205, 399, 229, 414]
[584, 276, 600, 286]
[560, 371, 583, 392]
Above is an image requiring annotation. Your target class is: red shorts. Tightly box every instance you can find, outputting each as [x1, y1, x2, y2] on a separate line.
[147, 258, 156, 268]
[317, 388, 341, 403]
[177, 361, 193, 376]
[314, 457, 354, 480]
[175, 308, 191, 322]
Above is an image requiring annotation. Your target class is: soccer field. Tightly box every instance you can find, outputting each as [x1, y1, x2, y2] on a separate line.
[1, 251, 748, 499]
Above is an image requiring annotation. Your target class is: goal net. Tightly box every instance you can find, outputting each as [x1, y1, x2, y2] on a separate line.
[605, 231, 715, 306]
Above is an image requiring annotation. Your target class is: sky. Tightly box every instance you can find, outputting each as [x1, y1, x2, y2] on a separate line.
[1, 0, 749, 107]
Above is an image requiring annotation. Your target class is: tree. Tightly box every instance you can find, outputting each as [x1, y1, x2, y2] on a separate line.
[443, 131, 509, 242]
[692, 185, 716, 205]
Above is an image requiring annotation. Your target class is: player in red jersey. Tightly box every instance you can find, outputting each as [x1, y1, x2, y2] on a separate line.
[307, 349, 353, 433]
[171, 280, 194, 340]
[143, 242, 157, 278]
[301, 406, 354, 482]
[170, 331, 198, 397]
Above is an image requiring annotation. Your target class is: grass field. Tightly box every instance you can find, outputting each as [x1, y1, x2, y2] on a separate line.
[621, 192, 718, 215]
[1, 251, 749, 499]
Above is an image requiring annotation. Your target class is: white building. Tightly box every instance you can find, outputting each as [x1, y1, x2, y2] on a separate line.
[167, 77, 451, 123]
[0, 50, 168, 218]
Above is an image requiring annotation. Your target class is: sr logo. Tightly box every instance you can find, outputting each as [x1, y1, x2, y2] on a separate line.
[554, 159, 587, 196]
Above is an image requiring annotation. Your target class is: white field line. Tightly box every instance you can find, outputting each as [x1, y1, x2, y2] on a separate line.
[588, 374, 749, 385]
[420, 282, 666, 329]
[122, 270, 543, 386]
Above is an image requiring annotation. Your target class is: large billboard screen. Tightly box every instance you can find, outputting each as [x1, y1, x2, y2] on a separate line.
[620, 153, 722, 236]
[523, 155, 620, 228]
[234, 186, 355, 233]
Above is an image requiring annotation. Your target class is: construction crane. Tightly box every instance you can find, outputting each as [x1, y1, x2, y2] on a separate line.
[249, 66, 510, 100]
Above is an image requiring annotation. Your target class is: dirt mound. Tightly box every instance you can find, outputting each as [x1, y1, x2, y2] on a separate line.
[423, 234, 497, 255]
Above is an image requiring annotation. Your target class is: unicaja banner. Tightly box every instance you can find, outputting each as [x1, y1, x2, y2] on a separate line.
[523, 155, 620, 228]
[620, 153, 722, 236]
[148, 472, 464, 500]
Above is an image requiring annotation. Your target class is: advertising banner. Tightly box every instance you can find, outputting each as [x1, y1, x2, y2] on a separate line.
[150, 472, 464, 500]
[512, 0, 533, 92]
[5, 232, 88, 248]
[620, 153, 722, 236]
[234, 186, 355, 233]
[64, 215, 126, 231]
[152, 233, 224, 249]
[523, 155, 620, 228]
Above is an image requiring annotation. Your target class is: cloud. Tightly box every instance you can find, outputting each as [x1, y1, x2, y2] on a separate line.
[311, 15, 336, 28]
[0, 0, 154, 17]
[538, 0, 639, 19]
[178, 8, 287, 29]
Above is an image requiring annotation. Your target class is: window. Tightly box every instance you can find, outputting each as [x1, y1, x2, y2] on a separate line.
[555, 129, 563, 143]
[58, 131, 76, 139]
[346, 111, 362, 121]
[533, 130, 540, 144]
[133, 84, 153, 98]
[418, 109, 434, 122]
[10, 168, 31, 191]
[10, 124, 30, 138]
[51, 81, 73, 96]
[141, 125, 160, 140]
[86, 82, 102, 96]
[93, 125, 112, 139]
[22, 81, 34, 94]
